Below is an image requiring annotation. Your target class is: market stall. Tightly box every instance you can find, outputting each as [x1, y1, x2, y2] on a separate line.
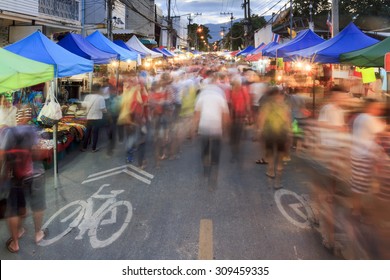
[286, 22, 379, 63]
[4, 31, 94, 185]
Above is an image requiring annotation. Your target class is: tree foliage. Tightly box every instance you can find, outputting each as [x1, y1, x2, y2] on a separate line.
[292, 0, 330, 17]
[188, 23, 211, 51]
[223, 15, 267, 50]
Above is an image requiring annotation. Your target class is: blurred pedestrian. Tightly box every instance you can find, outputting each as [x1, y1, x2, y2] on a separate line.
[350, 99, 386, 215]
[258, 87, 291, 185]
[80, 83, 107, 152]
[0, 125, 46, 253]
[193, 71, 230, 185]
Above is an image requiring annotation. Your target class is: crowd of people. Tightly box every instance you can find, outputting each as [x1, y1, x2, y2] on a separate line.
[1, 54, 389, 258]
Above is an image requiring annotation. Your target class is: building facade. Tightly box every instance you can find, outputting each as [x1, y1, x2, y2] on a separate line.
[0, 0, 82, 46]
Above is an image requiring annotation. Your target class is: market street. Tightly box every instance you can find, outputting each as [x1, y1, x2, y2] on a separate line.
[0, 130, 336, 260]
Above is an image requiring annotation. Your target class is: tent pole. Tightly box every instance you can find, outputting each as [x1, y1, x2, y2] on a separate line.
[312, 68, 316, 117]
[53, 78, 59, 189]
[89, 72, 93, 93]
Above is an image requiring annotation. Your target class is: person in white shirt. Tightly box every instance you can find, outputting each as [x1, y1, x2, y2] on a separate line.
[81, 84, 107, 152]
[350, 99, 386, 215]
[193, 72, 229, 183]
[318, 87, 347, 147]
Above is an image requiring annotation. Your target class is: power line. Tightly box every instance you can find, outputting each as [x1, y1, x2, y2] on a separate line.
[258, 0, 288, 17]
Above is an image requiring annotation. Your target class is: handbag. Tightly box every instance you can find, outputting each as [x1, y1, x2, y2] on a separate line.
[38, 84, 63, 126]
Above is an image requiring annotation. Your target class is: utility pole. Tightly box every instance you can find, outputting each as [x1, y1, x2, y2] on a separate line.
[289, 0, 293, 39]
[107, 0, 113, 40]
[187, 13, 202, 51]
[220, 26, 226, 50]
[331, 0, 339, 37]
[221, 12, 234, 51]
[167, 0, 172, 49]
[242, 0, 252, 47]
[81, 0, 85, 36]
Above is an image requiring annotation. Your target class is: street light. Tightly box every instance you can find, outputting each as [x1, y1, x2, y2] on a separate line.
[309, 3, 313, 23]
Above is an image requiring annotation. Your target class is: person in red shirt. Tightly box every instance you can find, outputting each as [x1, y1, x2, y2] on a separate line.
[1, 125, 46, 253]
[229, 75, 250, 162]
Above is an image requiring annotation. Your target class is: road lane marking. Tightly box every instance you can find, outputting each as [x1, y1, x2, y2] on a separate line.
[87, 165, 128, 178]
[123, 169, 151, 185]
[127, 164, 154, 179]
[198, 219, 213, 260]
[274, 189, 314, 229]
[82, 165, 154, 185]
[289, 203, 308, 220]
[82, 170, 125, 184]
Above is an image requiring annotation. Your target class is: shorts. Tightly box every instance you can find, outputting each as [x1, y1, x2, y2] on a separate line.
[263, 134, 287, 154]
[5, 174, 46, 218]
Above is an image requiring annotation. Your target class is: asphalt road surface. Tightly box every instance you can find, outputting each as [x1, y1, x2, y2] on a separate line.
[0, 129, 336, 260]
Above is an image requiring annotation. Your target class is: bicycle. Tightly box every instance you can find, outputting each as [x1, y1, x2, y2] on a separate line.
[39, 184, 133, 248]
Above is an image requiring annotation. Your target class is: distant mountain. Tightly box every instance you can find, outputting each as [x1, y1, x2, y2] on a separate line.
[206, 15, 273, 42]
[205, 18, 242, 43]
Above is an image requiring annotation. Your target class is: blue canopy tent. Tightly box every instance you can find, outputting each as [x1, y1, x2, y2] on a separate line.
[86, 31, 139, 62]
[57, 33, 117, 64]
[261, 42, 279, 56]
[286, 23, 379, 63]
[236, 45, 255, 56]
[249, 43, 266, 55]
[161, 48, 175, 57]
[113, 40, 146, 58]
[153, 48, 174, 57]
[5, 31, 93, 77]
[263, 29, 325, 59]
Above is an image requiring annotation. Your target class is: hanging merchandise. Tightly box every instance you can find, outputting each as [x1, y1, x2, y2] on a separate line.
[15, 90, 32, 125]
[356, 67, 377, 84]
[38, 83, 63, 126]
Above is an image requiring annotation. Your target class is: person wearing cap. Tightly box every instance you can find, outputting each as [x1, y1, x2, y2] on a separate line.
[80, 83, 107, 152]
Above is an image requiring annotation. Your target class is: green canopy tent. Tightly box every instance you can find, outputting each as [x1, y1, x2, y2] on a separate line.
[340, 37, 390, 67]
[0, 48, 54, 93]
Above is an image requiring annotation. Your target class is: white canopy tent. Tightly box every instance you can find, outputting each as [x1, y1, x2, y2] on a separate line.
[126, 35, 163, 58]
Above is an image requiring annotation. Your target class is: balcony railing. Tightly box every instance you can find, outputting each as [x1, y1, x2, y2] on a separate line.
[39, 0, 80, 21]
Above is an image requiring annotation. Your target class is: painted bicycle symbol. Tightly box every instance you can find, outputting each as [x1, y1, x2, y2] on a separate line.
[39, 184, 133, 248]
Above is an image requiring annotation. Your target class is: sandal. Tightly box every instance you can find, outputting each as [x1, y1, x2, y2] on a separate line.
[255, 158, 268, 164]
[35, 228, 49, 244]
[6, 238, 19, 253]
[266, 172, 275, 179]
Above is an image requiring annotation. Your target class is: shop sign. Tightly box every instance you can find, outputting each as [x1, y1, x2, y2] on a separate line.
[385, 53, 390, 72]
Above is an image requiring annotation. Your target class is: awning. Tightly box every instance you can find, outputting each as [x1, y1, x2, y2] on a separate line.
[287, 22, 379, 64]
[140, 38, 158, 45]
[126, 35, 162, 58]
[5, 31, 93, 78]
[86, 31, 140, 62]
[245, 53, 263, 62]
[340, 36, 390, 67]
[0, 48, 54, 92]
[58, 33, 117, 64]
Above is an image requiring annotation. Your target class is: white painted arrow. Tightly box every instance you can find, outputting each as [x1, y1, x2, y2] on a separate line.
[289, 203, 308, 220]
[82, 164, 153, 185]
